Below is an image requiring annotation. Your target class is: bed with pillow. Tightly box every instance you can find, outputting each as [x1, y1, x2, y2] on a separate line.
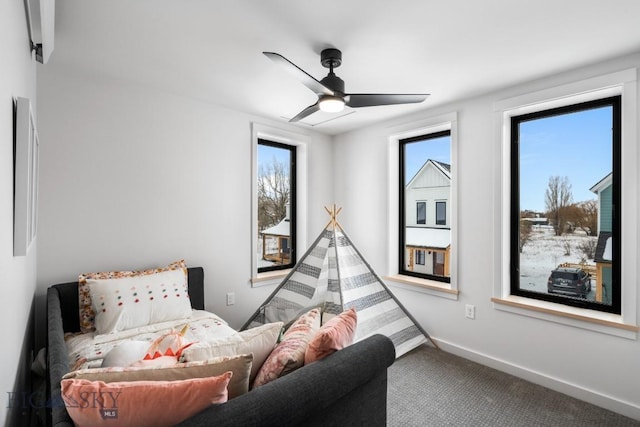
[47, 261, 396, 427]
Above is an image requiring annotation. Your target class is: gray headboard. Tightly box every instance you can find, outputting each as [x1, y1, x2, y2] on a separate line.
[48, 266, 205, 334]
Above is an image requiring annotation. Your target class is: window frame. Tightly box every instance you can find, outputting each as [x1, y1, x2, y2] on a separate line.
[386, 113, 458, 300]
[399, 129, 452, 284]
[509, 96, 621, 314]
[251, 123, 308, 287]
[257, 138, 297, 274]
[493, 69, 638, 338]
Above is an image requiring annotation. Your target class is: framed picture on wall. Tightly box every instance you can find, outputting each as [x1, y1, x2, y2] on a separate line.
[14, 97, 39, 257]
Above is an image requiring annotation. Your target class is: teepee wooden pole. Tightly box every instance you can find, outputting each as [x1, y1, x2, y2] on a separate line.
[324, 204, 343, 230]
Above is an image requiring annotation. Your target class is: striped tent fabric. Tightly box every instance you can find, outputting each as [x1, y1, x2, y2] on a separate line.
[243, 222, 433, 358]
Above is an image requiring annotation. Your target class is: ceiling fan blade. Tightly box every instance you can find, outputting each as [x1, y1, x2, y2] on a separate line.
[345, 93, 429, 108]
[289, 102, 320, 123]
[263, 52, 334, 97]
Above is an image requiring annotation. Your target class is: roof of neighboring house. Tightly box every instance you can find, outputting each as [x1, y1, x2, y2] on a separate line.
[594, 231, 612, 263]
[406, 159, 451, 188]
[522, 217, 548, 223]
[261, 219, 289, 237]
[405, 227, 451, 249]
[590, 172, 612, 194]
[434, 160, 450, 174]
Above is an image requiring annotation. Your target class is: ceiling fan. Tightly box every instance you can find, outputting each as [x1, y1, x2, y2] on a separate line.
[264, 48, 429, 123]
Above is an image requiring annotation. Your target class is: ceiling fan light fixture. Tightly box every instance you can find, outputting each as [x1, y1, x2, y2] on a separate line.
[318, 96, 345, 113]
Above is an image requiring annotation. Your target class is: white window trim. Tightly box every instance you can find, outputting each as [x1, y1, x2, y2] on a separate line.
[251, 123, 308, 287]
[386, 112, 459, 300]
[493, 69, 639, 339]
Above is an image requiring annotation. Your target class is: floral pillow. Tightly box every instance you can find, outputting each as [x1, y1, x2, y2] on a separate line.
[79, 260, 189, 334]
[252, 308, 321, 388]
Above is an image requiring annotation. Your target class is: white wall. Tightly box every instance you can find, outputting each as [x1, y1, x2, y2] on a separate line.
[0, 1, 39, 425]
[333, 53, 640, 419]
[36, 67, 333, 329]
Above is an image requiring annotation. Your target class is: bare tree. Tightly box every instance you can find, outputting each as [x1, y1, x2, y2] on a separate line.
[567, 200, 598, 236]
[578, 238, 597, 261]
[519, 218, 533, 253]
[545, 176, 573, 236]
[258, 157, 290, 231]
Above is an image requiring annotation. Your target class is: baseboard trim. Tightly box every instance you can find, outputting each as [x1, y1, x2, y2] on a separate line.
[434, 338, 640, 421]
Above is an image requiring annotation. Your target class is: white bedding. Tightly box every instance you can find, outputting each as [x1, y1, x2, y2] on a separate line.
[66, 310, 239, 370]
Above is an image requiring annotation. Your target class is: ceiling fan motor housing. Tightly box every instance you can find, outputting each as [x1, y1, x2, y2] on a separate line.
[320, 48, 342, 69]
[320, 73, 345, 94]
[319, 48, 345, 94]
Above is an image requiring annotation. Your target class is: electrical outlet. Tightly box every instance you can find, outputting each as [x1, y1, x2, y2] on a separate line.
[465, 304, 475, 319]
[226, 292, 235, 306]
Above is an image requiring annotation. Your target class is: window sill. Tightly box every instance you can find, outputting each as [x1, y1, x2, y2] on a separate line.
[251, 269, 291, 288]
[492, 296, 638, 339]
[385, 274, 458, 300]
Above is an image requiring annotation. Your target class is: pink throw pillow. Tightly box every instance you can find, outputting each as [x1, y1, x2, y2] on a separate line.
[252, 308, 321, 387]
[61, 372, 231, 427]
[305, 308, 357, 364]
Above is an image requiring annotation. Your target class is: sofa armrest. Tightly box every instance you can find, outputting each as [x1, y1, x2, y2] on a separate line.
[177, 334, 396, 427]
[47, 287, 75, 427]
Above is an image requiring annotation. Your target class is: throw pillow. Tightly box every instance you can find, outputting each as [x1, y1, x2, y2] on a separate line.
[65, 353, 252, 399]
[252, 308, 321, 388]
[61, 372, 231, 427]
[101, 340, 150, 367]
[180, 322, 283, 383]
[305, 307, 357, 364]
[78, 260, 187, 333]
[85, 262, 192, 334]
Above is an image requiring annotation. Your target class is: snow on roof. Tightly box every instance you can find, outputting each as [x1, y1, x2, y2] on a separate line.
[603, 236, 612, 261]
[405, 227, 451, 249]
[261, 219, 290, 237]
[522, 217, 548, 223]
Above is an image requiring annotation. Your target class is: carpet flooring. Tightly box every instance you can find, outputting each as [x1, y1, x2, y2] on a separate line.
[387, 344, 639, 426]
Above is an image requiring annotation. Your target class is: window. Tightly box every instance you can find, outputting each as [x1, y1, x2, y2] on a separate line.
[399, 130, 451, 282]
[257, 139, 296, 273]
[416, 201, 426, 224]
[510, 96, 620, 314]
[435, 201, 446, 226]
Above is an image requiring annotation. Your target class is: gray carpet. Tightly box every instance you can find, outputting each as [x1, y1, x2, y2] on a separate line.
[388, 344, 639, 426]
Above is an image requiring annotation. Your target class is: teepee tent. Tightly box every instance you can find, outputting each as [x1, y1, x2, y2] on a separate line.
[242, 206, 436, 357]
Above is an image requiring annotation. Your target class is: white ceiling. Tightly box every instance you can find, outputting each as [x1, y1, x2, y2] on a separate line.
[50, 0, 640, 135]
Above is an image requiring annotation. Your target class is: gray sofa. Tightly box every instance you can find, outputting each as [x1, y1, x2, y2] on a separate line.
[47, 267, 396, 426]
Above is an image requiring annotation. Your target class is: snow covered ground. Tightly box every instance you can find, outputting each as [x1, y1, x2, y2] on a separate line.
[519, 225, 597, 300]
